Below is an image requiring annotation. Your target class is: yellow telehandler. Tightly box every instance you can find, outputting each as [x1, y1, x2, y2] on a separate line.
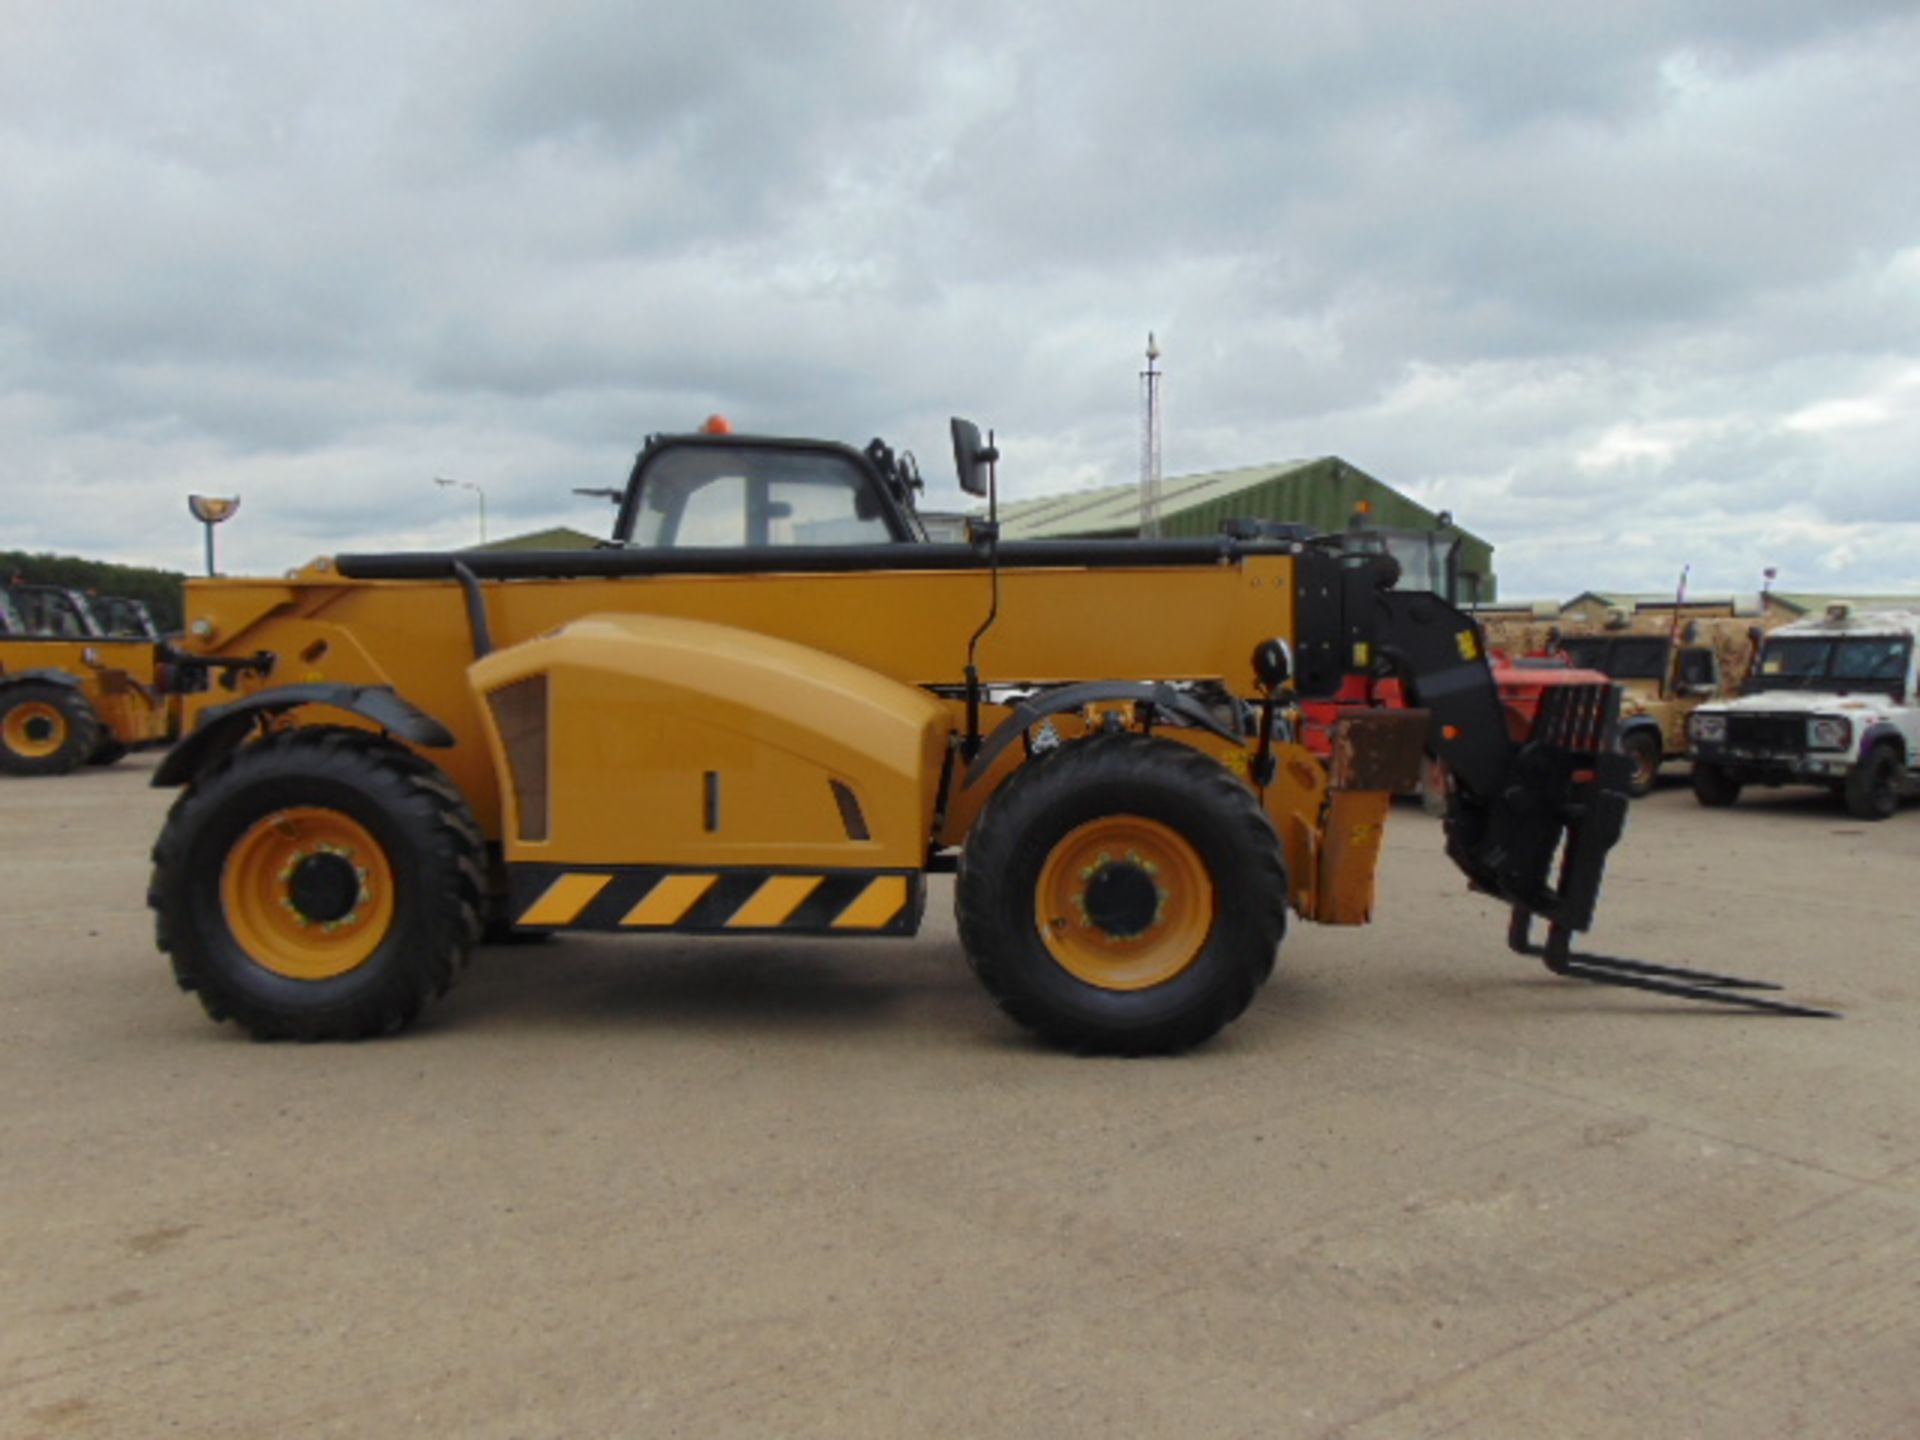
[146, 420, 1825, 1049]
[0, 585, 172, 775]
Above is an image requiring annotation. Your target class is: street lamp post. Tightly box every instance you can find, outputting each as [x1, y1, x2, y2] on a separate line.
[187, 494, 241, 576]
[434, 477, 487, 544]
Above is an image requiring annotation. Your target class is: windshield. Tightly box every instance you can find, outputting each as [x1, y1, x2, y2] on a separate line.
[1750, 635, 1912, 694]
[1558, 635, 1669, 680]
[93, 596, 158, 638]
[626, 444, 896, 548]
[1346, 529, 1457, 598]
[1383, 534, 1447, 593]
[15, 588, 100, 638]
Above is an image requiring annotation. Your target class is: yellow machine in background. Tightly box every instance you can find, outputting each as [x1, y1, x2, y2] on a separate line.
[0, 585, 172, 775]
[144, 418, 1823, 1052]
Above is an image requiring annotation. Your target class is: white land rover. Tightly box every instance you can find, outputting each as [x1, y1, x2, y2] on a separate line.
[1687, 605, 1920, 820]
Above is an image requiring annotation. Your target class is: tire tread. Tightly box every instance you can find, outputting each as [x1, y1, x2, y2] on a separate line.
[956, 733, 1286, 1054]
[149, 726, 485, 1039]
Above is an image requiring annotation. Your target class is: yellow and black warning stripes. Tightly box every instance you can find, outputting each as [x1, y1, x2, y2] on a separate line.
[508, 865, 923, 936]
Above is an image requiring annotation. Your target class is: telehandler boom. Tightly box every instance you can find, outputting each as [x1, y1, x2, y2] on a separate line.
[147, 420, 1826, 1050]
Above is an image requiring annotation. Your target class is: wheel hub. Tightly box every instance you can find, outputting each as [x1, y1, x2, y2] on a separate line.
[1035, 815, 1214, 992]
[1080, 859, 1163, 938]
[285, 850, 365, 925]
[221, 806, 395, 981]
[23, 715, 53, 744]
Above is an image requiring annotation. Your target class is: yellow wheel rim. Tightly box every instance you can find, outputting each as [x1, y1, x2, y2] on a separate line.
[1035, 815, 1215, 991]
[3, 701, 67, 759]
[220, 807, 395, 980]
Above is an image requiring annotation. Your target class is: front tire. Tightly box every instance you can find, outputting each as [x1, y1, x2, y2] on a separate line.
[1691, 761, 1743, 808]
[1620, 730, 1661, 799]
[1844, 744, 1904, 821]
[956, 733, 1287, 1055]
[0, 682, 101, 776]
[149, 727, 485, 1039]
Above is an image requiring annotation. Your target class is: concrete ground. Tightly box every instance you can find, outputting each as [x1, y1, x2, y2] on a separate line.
[3, 755, 1917, 1438]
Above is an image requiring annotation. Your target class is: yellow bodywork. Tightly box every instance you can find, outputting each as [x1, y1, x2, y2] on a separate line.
[175, 550, 1405, 925]
[0, 637, 171, 747]
[469, 613, 951, 870]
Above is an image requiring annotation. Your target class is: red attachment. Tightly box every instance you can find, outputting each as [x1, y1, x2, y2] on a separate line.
[1298, 656, 1611, 756]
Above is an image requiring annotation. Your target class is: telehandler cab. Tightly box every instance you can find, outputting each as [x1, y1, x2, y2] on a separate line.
[147, 419, 1828, 1050]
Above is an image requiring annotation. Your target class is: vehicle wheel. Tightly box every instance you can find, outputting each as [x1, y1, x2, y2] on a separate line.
[956, 732, 1287, 1055]
[149, 727, 486, 1039]
[1844, 744, 1904, 822]
[1691, 762, 1743, 808]
[0, 682, 102, 776]
[88, 736, 129, 766]
[1418, 754, 1451, 817]
[1620, 731, 1661, 799]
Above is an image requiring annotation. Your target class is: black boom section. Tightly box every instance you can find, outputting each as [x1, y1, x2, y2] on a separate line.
[334, 537, 1253, 582]
[1366, 586, 1631, 937]
[1370, 587, 1519, 802]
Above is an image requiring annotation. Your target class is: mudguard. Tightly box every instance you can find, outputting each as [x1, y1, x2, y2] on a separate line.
[962, 680, 1245, 787]
[2, 668, 87, 692]
[1859, 722, 1910, 762]
[1618, 715, 1663, 747]
[152, 682, 454, 787]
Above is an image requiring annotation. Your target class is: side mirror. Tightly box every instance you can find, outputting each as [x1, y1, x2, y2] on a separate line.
[950, 417, 998, 498]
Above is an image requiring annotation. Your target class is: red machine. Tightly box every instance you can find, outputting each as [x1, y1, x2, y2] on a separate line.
[1284, 516, 1610, 801]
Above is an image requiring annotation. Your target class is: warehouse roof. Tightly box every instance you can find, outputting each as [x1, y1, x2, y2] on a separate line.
[994, 461, 1319, 538]
[991, 458, 1490, 548]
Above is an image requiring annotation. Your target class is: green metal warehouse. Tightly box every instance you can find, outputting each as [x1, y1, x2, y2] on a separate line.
[990, 457, 1498, 600]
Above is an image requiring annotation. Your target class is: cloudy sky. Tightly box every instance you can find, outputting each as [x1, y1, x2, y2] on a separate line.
[4, 1, 1918, 598]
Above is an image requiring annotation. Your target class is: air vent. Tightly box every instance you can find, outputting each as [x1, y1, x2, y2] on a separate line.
[486, 675, 550, 842]
[829, 779, 870, 841]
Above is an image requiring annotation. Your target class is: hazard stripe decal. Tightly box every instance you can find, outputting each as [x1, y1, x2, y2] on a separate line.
[622, 874, 716, 927]
[832, 875, 910, 930]
[518, 873, 613, 927]
[508, 865, 922, 936]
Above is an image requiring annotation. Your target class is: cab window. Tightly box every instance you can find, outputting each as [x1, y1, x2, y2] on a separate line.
[1607, 637, 1669, 680]
[631, 445, 894, 548]
[1832, 638, 1910, 682]
[1676, 647, 1718, 689]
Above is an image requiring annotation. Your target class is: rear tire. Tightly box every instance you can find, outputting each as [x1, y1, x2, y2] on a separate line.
[1691, 762, 1743, 808]
[1620, 730, 1661, 799]
[88, 736, 129, 766]
[0, 682, 101, 776]
[1844, 744, 1904, 821]
[956, 733, 1287, 1055]
[149, 727, 485, 1039]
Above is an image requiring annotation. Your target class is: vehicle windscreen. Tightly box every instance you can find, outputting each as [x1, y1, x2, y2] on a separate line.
[93, 597, 158, 638]
[1750, 635, 1912, 695]
[15, 589, 100, 638]
[627, 446, 896, 548]
[1343, 530, 1457, 598]
[1558, 636, 1668, 680]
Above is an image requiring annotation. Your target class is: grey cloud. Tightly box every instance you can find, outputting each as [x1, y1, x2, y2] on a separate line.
[2, 1, 1918, 601]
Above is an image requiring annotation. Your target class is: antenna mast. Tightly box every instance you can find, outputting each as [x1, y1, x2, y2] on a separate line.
[1139, 331, 1163, 539]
